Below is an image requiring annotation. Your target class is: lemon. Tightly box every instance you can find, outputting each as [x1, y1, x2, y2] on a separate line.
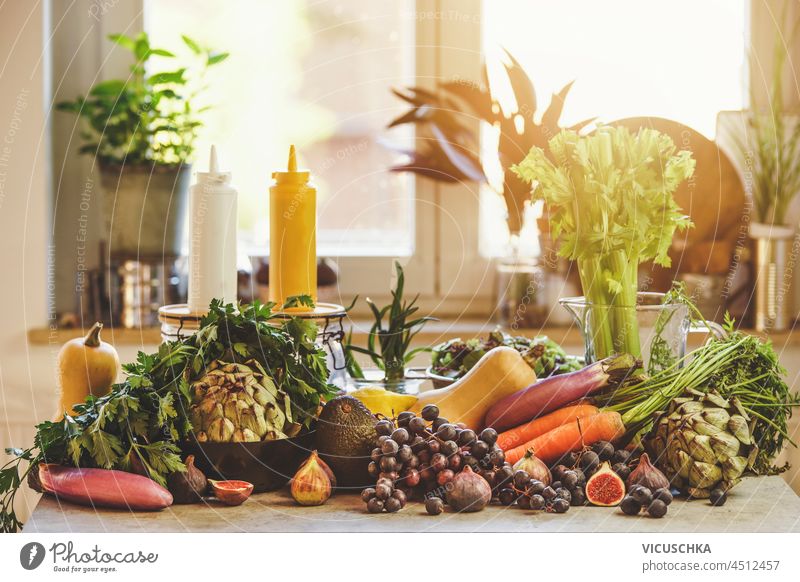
[350, 386, 417, 418]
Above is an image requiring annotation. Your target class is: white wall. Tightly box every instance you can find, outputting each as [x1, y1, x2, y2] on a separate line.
[0, 0, 53, 525]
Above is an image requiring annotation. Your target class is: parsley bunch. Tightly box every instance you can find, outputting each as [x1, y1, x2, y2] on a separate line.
[1, 299, 334, 532]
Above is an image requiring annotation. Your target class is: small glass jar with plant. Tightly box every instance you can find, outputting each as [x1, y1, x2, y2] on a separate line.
[344, 262, 435, 391]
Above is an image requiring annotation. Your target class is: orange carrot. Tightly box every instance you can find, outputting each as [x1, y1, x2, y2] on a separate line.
[496, 403, 600, 451]
[504, 411, 625, 466]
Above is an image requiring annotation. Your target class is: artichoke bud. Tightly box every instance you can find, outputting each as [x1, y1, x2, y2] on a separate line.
[700, 407, 730, 429]
[689, 461, 722, 489]
[727, 415, 752, 445]
[203, 403, 224, 431]
[253, 386, 273, 407]
[687, 435, 718, 464]
[675, 427, 697, 449]
[677, 401, 704, 415]
[721, 456, 748, 481]
[223, 401, 240, 424]
[692, 418, 723, 437]
[710, 432, 741, 460]
[703, 392, 729, 408]
[730, 396, 750, 420]
[208, 417, 235, 442]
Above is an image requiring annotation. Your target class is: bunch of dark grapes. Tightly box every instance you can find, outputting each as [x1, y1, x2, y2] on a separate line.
[548, 441, 641, 508]
[362, 404, 510, 513]
[620, 485, 672, 518]
[496, 469, 571, 513]
[361, 477, 407, 513]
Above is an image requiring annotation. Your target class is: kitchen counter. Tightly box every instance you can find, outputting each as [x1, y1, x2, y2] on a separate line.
[23, 476, 800, 533]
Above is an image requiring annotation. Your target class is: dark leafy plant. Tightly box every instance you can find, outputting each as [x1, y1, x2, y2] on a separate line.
[387, 49, 594, 234]
[56, 32, 228, 166]
[345, 262, 436, 382]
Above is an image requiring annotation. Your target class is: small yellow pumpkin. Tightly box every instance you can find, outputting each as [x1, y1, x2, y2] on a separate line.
[56, 322, 119, 418]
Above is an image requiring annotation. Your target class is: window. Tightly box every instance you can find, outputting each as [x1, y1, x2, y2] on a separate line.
[479, 0, 749, 257]
[145, 0, 416, 258]
[62, 0, 753, 315]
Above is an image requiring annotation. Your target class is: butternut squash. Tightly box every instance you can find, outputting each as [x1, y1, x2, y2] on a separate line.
[56, 322, 119, 418]
[411, 347, 537, 430]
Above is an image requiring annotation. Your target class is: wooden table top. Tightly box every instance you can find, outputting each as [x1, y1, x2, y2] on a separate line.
[23, 476, 800, 533]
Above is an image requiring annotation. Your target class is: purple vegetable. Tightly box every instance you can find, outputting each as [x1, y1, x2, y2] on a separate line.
[39, 464, 173, 511]
[484, 354, 638, 432]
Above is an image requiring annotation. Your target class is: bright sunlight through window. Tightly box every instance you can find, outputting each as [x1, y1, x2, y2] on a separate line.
[480, 0, 748, 258]
[145, 0, 415, 258]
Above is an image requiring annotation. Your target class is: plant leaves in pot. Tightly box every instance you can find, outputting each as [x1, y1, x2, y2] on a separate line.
[56, 32, 229, 258]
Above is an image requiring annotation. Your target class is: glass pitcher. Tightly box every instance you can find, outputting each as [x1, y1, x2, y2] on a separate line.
[559, 292, 725, 372]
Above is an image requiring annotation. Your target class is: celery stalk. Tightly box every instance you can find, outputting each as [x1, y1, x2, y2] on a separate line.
[513, 126, 695, 360]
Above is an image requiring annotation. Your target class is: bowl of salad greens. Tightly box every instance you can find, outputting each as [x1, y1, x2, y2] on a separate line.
[427, 329, 582, 388]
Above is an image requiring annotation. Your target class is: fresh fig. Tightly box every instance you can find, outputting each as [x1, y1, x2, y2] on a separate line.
[167, 455, 208, 504]
[625, 453, 670, 492]
[445, 466, 492, 512]
[585, 461, 626, 506]
[512, 448, 551, 485]
[291, 451, 332, 506]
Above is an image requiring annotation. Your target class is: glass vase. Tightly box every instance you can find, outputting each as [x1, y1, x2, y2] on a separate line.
[559, 292, 724, 372]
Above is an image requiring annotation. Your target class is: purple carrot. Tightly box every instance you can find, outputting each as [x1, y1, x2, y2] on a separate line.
[484, 354, 638, 432]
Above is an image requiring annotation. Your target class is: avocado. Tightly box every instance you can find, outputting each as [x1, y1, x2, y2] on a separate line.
[315, 395, 378, 489]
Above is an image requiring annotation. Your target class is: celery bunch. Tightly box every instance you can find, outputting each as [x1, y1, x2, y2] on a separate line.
[513, 126, 695, 358]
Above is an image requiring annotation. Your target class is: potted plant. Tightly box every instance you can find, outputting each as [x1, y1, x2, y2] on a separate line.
[387, 50, 593, 326]
[735, 25, 800, 332]
[57, 33, 228, 259]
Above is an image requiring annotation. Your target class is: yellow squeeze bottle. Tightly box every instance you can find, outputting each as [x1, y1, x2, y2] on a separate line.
[269, 145, 317, 311]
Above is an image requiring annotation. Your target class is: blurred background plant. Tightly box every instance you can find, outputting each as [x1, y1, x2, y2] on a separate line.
[56, 32, 229, 166]
[737, 12, 800, 227]
[386, 49, 594, 235]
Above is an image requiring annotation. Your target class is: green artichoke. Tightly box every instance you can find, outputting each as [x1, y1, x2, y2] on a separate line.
[646, 388, 758, 498]
[190, 360, 300, 442]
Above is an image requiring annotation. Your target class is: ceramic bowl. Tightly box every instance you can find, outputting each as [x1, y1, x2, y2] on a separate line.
[183, 431, 315, 493]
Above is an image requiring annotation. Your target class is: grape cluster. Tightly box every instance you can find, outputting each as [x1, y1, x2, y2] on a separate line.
[496, 468, 572, 513]
[361, 404, 510, 513]
[361, 478, 407, 513]
[620, 485, 672, 518]
[548, 440, 641, 507]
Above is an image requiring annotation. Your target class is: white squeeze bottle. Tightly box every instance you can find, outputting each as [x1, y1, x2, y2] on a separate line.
[188, 145, 238, 313]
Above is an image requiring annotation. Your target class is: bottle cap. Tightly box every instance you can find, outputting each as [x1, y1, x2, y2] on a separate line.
[272, 144, 310, 184]
[197, 145, 232, 183]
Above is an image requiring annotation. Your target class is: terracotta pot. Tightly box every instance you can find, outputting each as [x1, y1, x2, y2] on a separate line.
[98, 163, 191, 259]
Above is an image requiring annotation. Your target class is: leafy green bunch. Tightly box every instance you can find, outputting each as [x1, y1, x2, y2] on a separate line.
[1, 299, 334, 532]
[57, 32, 228, 165]
[512, 126, 696, 358]
[602, 314, 799, 474]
